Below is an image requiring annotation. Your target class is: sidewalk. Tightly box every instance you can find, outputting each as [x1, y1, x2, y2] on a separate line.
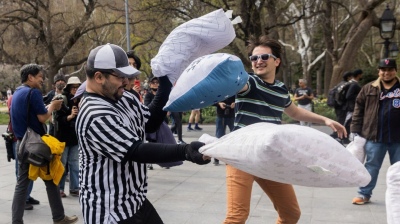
[0, 124, 389, 224]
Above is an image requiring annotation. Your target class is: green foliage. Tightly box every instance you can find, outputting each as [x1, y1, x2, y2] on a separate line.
[181, 106, 216, 124]
[0, 113, 10, 125]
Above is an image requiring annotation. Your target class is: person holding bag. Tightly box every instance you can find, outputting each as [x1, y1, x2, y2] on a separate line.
[10, 64, 78, 224]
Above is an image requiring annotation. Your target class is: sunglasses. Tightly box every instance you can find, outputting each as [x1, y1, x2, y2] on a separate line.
[249, 54, 277, 62]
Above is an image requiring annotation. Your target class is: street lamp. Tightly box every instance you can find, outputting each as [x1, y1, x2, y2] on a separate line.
[379, 4, 396, 58]
[389, 42, 399, 57]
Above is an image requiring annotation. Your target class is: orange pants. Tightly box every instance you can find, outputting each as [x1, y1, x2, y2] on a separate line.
[224, 165, 301, 224]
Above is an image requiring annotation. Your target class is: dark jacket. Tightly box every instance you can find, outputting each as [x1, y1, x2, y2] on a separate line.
[54, 93, 79, 146]
[351, 76, 400, 141]
[345, 80, 361, 112]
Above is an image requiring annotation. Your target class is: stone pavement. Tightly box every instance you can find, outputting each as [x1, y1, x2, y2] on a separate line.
[0, 124, 390, 224]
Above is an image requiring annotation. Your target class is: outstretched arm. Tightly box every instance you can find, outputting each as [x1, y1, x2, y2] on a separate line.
[284, 103, 347, 138]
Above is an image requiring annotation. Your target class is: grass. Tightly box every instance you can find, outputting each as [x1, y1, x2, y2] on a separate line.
[0, 113, 10, 125]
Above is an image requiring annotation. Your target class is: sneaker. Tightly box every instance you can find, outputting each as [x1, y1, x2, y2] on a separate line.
[352, 196, 370, 205]
[213, 159, 219, 166]
[187, 127, 194, 131]
[69, 190, 79, 197]
[27, 197, 40, 205]
[177, 140, 186, 144]
[173, 133, 178, 137]
[24, 203, 33, 210]
[60, 191, 67, 198]
[194, 126, 203, 131]
[147, 164, 153, 170]
[53, 215, 78, 224]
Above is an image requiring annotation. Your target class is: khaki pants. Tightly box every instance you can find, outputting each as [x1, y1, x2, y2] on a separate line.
[224, 165, 301, 224]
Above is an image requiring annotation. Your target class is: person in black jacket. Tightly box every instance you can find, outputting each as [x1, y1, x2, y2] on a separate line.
[342, 69, 363, 144]
[54, 76, 82, 198]
[213, 95, 235, 165]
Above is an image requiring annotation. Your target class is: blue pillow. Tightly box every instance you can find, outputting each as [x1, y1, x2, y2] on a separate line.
[164, 53, 248, 112]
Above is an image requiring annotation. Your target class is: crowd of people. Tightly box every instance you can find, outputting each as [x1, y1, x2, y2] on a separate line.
[3, 34, 399, 224]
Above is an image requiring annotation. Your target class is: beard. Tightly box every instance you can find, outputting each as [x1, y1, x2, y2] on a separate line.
[382, 78, 396, 84]
[102, 82, 123, 101]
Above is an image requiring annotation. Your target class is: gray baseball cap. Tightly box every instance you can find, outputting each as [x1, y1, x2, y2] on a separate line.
[87, 43, 141, 78]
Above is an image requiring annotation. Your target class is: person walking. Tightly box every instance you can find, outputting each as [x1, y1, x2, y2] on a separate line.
[342, 69, 363, 144]
[351, 58, 400, 205]
[76, 43, 209, 223]
[223, 36, 346, 224]
[213, 95, 235, 165]
[187, 109, 203, 131]
[11, 64, 78, 224]
[294, 79, 314, 127]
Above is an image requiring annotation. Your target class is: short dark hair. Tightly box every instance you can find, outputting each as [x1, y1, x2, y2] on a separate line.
[126, 50, 141, 70]
[247, 35, 283, 73]
[85, 65, 114, 79]
[20, 64, 43, 83]
[352, 69, 363, 76]
[342, 71, 353, 81]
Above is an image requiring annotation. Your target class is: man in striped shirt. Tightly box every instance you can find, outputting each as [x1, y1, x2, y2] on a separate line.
[224, 36, 347, 224]
[76, 44, 209, 224]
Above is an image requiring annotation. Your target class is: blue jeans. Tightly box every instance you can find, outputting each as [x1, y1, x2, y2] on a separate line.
[59, 145, 80, 192]
[358, 141, 400, 198]
[215, 116, 234, 138]
[13, 141, 33, 201]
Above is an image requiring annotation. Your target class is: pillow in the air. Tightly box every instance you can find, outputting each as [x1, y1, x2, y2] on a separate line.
[163, 53, 248, 112]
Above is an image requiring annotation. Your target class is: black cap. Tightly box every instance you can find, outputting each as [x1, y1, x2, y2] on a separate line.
[378, 58, 397, 69]
[53, 73, 66, 83]
[342, 71, 353, 81]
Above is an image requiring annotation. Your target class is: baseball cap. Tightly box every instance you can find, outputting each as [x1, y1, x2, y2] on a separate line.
[378, 58, 397, 69]
[87, 43, 141, 78]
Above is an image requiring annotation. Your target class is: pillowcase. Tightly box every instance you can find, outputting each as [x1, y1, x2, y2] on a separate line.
[151, 9, 236, 84]
[386, 162, 400, 224]
[199, 122, 371, 188]
[163, 53, 248, 112]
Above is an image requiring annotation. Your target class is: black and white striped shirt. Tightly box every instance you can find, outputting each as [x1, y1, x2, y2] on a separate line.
[234, 74, 292, 130]
[76, 91, 150, 224]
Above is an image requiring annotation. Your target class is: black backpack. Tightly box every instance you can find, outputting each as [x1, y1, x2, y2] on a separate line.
[327, 81, 351, 107]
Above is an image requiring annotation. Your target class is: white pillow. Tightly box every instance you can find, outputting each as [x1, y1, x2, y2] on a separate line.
[199, 123, 371, 188]
[346, 136, 366, 164]
[163, 53, 248, 112]
[386, 162, 400, 224]
[150, 9, 236, 84]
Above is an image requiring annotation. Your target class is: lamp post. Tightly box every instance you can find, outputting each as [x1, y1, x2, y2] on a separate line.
[379, 4, 396, 58]
[124, 0, 131, 51]
[389, 42, 399, 57]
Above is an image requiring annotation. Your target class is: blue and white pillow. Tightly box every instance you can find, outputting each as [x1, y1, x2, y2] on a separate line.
[163, 53, 248, 112]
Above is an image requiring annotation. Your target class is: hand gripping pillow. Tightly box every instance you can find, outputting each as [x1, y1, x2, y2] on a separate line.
[151, 9, 237, 84]
[386, 162, 400, 224]
[199, 123, 371, 188]
[163, 53, 248, 112]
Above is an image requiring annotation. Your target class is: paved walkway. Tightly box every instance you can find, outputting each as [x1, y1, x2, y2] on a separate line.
[0, 124, 390, 224]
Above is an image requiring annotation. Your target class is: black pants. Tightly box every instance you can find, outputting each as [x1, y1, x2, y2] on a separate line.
[117, 199, 163, 224]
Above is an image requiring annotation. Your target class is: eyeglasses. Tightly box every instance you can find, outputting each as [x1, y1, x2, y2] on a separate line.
[70, 85, 80, 89]
[151, 81, 159, 84]
[107, 73, 126, 81]
[249, 54, 277, 62]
